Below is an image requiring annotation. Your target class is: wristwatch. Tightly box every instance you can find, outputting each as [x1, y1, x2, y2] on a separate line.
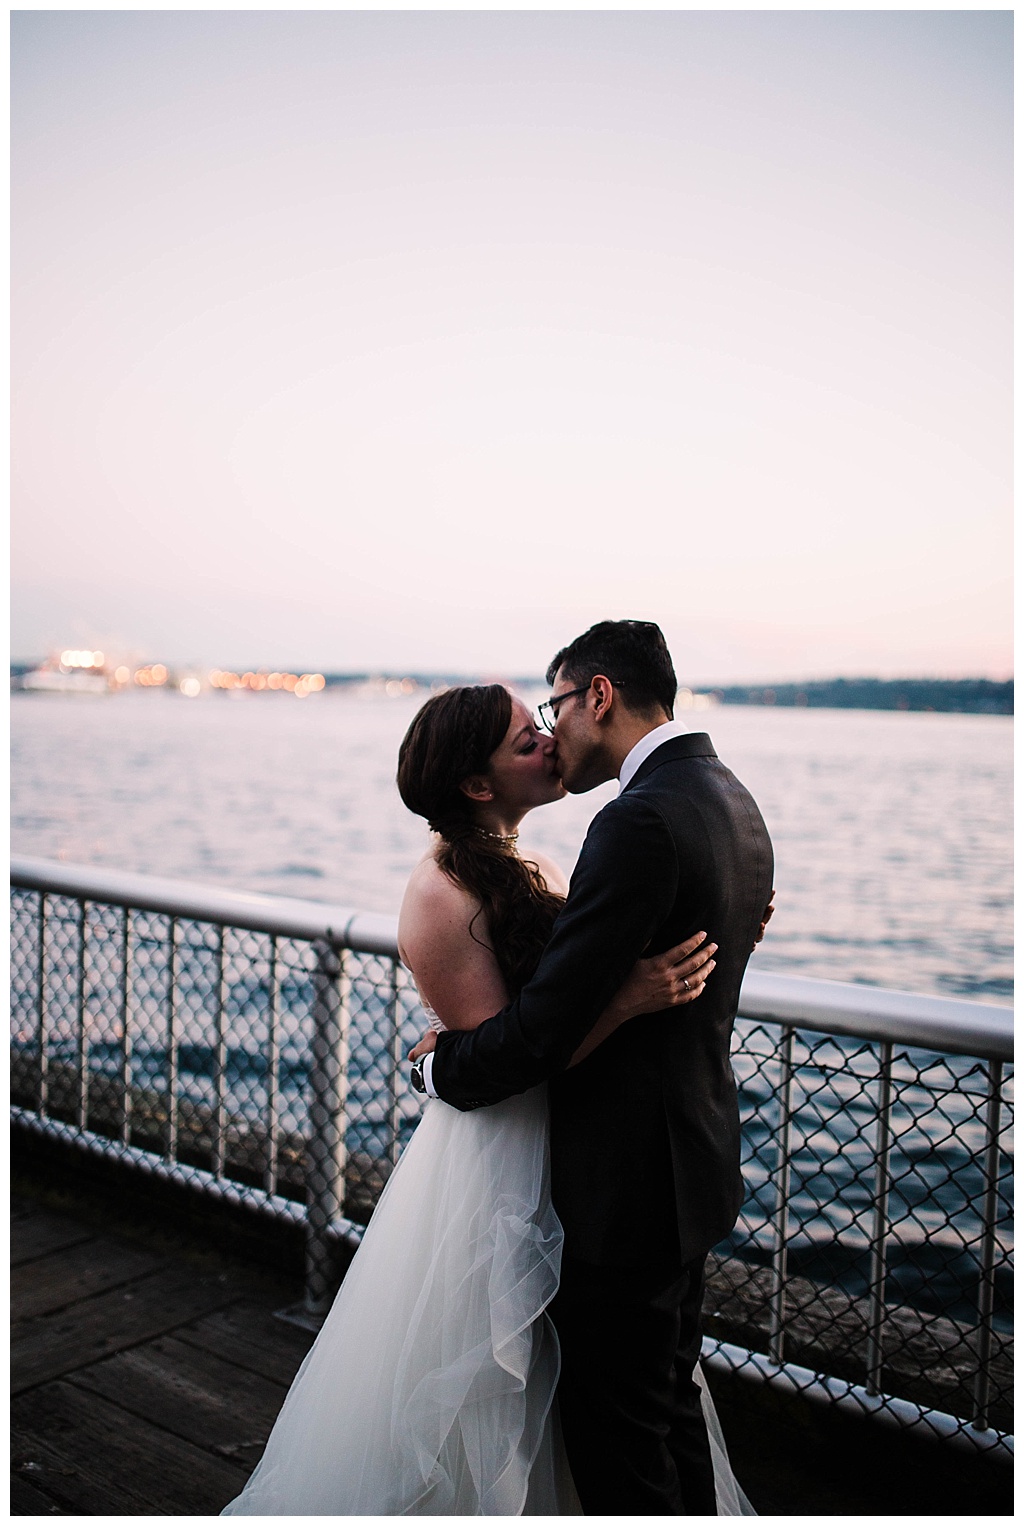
[410, 1055, 427, 1095]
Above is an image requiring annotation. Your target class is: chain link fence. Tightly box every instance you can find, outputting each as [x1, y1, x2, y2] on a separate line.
[704, 1021, 1012, 1449]
[10, 864, 1013, 1459]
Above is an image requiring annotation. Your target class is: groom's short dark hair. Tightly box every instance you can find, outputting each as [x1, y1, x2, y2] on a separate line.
[546, 620, 678, 720]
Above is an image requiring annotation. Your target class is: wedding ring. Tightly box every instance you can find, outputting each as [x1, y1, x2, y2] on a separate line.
[682, 978, 690, 992]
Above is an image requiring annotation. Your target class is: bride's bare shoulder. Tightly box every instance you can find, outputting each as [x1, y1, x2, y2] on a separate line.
[397, 852, 479, 960]
[400, 850, 474, 910]
[397, 850, 506, 1024]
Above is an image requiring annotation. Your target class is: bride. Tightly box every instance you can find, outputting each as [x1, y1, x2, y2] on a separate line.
[222, 684, 752, 1516]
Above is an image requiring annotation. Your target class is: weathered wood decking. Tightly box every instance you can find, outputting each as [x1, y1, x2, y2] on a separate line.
[11, 1194, 314, 1515]
[9, 1168, 1013, 1517]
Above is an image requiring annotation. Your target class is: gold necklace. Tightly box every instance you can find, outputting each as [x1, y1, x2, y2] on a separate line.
[473, 826, 520, 853]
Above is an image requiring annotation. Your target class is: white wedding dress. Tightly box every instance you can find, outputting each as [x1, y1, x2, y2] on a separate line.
[222, 1017, 754, 1516]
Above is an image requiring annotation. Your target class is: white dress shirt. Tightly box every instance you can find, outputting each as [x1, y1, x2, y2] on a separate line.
[422, 721, 695, 1098]
[616, 719, 692, 793]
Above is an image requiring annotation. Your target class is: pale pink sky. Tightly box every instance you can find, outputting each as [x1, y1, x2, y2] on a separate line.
[12, 11, 1012, 683]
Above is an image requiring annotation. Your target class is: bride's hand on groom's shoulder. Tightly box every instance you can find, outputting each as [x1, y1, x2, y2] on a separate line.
[615, 932, 718, 1022]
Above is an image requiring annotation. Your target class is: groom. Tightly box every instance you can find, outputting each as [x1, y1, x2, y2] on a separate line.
[420, 620, 774, 1514]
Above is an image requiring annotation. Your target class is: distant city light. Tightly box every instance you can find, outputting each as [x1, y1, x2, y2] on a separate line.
[134, 664, 169, 687]
[675, 686, 715, 711]
[202, 668, 325, 695]
[38, 656, 337, 695]
[290, 673, 322, 698]
[60, 648, 104, 670]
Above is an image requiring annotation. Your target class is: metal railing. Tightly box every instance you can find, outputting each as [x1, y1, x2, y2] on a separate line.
[10, 856, 1013, 1459]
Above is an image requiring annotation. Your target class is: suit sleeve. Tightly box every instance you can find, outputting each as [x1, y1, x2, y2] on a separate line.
[428, 794, 679, 1110]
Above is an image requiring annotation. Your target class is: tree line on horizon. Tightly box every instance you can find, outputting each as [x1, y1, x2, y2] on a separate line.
[712, 678, 1012, 714]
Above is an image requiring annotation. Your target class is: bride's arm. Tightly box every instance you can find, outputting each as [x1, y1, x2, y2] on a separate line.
[407, 917, 718, 1065]
[568, 931, 716, 1065]
[520, 847, 718, 1067]
[401, 858, 717, 1068]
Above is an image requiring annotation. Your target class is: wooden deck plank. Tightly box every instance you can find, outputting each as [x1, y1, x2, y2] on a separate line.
[68, 1333, 291, 1464]
[176, 1301, 316, 1386]
[11, 1235, 162, 1319]
[9, 1472, 66, 1515]
[12, 1265, 240, 1394]
[10, 1206, 96, 1267]
[12, 1420, 162, 1516]
[13, 1382, 250, 1516]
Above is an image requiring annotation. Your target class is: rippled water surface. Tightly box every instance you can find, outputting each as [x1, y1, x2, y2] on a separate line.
[11, 690, 1012, 1002]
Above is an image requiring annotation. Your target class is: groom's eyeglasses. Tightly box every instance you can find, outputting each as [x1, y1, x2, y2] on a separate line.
[537, 681, 627, 734]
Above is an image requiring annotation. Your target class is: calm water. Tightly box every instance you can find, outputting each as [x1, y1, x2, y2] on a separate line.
[11, 691, 1012, 1331]
[11, 689, 1012, 1002]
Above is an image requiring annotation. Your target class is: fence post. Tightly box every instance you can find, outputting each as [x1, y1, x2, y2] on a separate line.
[768, 1024, 795, 1365]
[166, 918, 179, 1160]
[972, 1059, 1004, 1430]
[120, 906, 133, 1145]
[305, 939, 350, 1317]
[76, 900, 89, 1129]
[264, 935, 281, 1193]
[212, 925, 229, 1179]
[36, 892, 49, 1115]
[865, 1041, 893, 1394]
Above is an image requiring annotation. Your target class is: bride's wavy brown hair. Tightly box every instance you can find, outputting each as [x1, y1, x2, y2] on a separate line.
[397, 684, 565, 996]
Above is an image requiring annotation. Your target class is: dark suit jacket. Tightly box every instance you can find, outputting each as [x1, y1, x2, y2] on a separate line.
[429, 733, 774, 1266]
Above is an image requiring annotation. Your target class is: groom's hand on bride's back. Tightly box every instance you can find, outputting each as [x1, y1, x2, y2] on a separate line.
[753, 891, 776, 949]
[408, 1030, 438, 1062]
[614, 931, 718, 1021]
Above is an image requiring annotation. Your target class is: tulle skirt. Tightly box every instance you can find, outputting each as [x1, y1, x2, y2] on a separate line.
[221, 1088, 753, 1516]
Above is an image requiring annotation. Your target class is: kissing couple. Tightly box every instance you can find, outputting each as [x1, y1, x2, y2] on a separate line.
[223, 619, 775, 1516]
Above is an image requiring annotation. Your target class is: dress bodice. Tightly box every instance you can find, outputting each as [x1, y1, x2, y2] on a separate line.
[420, 997, 447, 1035]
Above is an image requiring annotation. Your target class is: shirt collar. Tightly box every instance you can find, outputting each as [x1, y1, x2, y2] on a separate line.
[617, 719, 692, 794]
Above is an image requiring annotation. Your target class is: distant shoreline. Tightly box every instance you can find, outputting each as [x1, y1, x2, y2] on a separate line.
[711, 678, 1012, 715]
[9, 666, 1012, 715]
